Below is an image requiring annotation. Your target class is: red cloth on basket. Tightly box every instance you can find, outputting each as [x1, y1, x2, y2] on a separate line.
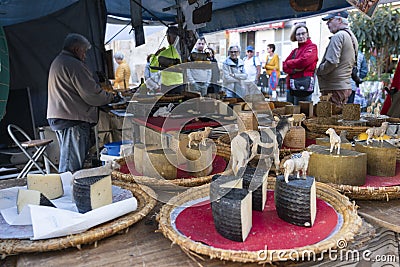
[174, 191, 338, 251]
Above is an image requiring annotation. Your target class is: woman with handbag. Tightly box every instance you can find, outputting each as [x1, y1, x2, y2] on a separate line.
[283, 23, 318, 105]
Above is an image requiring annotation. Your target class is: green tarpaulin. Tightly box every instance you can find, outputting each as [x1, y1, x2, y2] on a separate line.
[0, 26, 9, 121]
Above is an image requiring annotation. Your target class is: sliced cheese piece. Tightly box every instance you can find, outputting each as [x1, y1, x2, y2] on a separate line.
[212, 189, 252, 242]
[27, 173, 64, 199]
[275, 175, 316, 227]
[241, 167, 268, 211]
[17, 189, 55, 214]
[73, 175, 112, 213]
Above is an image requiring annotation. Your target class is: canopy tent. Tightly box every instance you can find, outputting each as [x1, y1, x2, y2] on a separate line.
[0, 0, 372, 127]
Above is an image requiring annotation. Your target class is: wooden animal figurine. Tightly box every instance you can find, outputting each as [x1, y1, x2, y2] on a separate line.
[291, 113, 306, 127]
[153, 103, 174, 117]
[188, 127, 212, 148]
[283, 151, 312, 183]
[319, 93, 332, 102]
[366, 121, 389, 145]
[325, 128, 341, 155]
[230, 116, 293, 175]
[374, 103, 382, 117]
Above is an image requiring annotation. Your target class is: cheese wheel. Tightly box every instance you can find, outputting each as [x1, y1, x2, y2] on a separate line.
[17, 189, 55, 214]
[27, 174, 64, 199]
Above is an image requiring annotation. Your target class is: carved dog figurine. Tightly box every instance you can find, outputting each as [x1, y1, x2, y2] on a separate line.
[283, 151, 312, 183]
[325, 128, 341, 155]
[366, 121, 389, 145]
[319, 93, 332, 102]
[291, 113, 306, 126]
[188, 127, 212, 148]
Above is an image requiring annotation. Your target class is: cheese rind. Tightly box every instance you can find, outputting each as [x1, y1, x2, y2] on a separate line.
[17, 189, 55, 214]
[27, 174, 64, 199]
[73, 175, 112, 213]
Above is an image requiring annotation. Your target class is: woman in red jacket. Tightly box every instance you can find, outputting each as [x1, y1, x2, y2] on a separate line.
[283, 23, 318, 105]
[381, 62, 400, 117]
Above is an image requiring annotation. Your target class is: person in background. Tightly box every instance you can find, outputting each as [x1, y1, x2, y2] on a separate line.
[243, 45, 261, 84]
[150, 26, 183, 95]
[264, 43, 281, 95]
[113, 52, 131, 90]
[222, 45, 247, 98]
[317, 11, 357, 107]
[144, 54, 153, 80]
[47, 33, 115, 172]
[381, 62, 400, 117]
[347, 50, 368, 103]
[283, 23, 318, 105]
[144, 53, 161, 92]
[206, 47, 221, 94]
[187, 37, 212, 96]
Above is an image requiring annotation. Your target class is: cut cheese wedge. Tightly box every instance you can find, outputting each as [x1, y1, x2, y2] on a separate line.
[73, 175, 112, 213]
[17, 189, 55, 214]
[27, 173, 64, 199]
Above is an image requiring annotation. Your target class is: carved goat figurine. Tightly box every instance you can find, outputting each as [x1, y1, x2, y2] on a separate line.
[230, 116, 293, 175]
[188, 127, 212, 148]
[366, 122, 389, 145]
[325, 128, 341, 155]
[283, 151, 312, 183]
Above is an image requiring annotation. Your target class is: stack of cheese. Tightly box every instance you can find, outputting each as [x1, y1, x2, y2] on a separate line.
[17, 174, 64, 213]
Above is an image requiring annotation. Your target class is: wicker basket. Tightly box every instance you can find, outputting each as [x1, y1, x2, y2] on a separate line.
[157, 178, 362, 264]
[330, 183, 400, 201]
[112, 153, 232, 188]
[216, 133, 304, 161]
[303, 118, 369, 140]
[0, 181, 157, 257]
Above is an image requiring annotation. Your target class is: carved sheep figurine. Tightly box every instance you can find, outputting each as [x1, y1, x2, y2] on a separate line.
[188, 127, 212, 148]
[366, 122, 389, 145]
[153, 103, 174, 117]
[325, 128, 341, 155]
[283, 151, 312, 183]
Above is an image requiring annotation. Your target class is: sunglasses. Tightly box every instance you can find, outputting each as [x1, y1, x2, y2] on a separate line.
[229, 51, 239, 53]
[247, 50, 254, 53]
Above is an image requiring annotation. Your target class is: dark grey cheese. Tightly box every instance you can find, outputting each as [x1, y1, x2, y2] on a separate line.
[240, 166, 268, 211]
[73, 175, 112, 213]
[274, 175, 316, 227]
[210, 175, 252, 242]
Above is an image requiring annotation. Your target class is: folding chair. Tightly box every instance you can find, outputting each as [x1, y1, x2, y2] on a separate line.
[7, 124, 58, 178]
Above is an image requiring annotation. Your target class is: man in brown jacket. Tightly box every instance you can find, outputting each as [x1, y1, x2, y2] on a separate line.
[317, 11, 358, 107]
[47, 33, 114, 172]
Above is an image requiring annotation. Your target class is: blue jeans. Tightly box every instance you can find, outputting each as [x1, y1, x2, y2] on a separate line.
[286, 90, 312, 105]
[55, 122, 91, 172]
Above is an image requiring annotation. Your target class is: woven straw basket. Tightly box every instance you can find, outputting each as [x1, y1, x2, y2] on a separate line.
[112, 153, 232, 188]
[0, 181, 157, 258]
[329, 183, 400, 201]
[216, 133, 303, 160]
[303, 118, 369, 140]
[157, 178, 362, 264]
